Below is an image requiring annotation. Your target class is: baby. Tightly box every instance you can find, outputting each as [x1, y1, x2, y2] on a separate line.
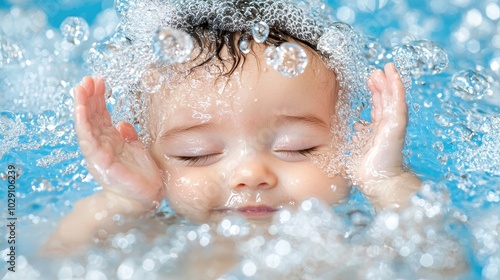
[45, 0, 421, 254]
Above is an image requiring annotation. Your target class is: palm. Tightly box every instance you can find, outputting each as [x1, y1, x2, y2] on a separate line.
[355, 63, 408, 195]
[74, 77, 164, 208]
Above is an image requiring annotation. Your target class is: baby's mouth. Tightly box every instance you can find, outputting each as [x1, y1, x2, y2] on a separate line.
[237, 205, 278, 218]
[214, 205, 279, 219]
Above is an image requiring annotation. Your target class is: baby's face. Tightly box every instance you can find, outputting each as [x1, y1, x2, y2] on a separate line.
[148, 44, 349, 222]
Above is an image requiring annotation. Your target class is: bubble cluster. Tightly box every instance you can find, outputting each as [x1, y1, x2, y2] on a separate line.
[88, 0, 340, 95]
[60, 16, 90, 45]
[318, 22, 370, 96]
[265, 43, 308, 78]
[152, 27, 193, 64]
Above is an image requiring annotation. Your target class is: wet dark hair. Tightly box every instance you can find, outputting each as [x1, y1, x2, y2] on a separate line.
[188, 24, 316, 76]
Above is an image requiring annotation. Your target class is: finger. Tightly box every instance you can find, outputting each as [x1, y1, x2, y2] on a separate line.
[80, 76, 99, 117]
[369, 69, 387, 96]
[93, 77, 113, 126]
[367, 72, 383, 123]
[353, 120, 371, 131]
[74, 104, 99, 158]
[94, 77, 106, 113]
[73, 85, 89, 108]
[81, 76, 95, 98]
[117, 121, 139, 142]
[385, 63, 408, 118]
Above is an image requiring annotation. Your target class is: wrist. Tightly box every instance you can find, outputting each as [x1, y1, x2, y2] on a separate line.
[360, 171, 422, 210]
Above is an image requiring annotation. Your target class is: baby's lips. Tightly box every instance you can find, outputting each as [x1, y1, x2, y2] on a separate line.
[236, 205, 278, 219]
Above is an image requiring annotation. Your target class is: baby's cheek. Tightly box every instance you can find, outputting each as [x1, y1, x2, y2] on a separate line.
[283, 165, 348, 205]
[165, 174, 222, 215]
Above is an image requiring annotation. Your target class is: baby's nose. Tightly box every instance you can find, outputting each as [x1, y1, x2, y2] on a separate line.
[228, 157, 278, 190]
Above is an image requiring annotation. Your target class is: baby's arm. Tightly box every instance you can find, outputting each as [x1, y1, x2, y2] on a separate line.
[43, 77, 164, 255]
[355, 63, 422, 210]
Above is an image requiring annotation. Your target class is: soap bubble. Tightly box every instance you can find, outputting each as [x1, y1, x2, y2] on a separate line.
[265, 42, 308, 78]
[152, 27, 194, 64]
[239, 39, 251, 54]
[252, 21, 269, 43]
[451, 69, 491, 100]
[60, 16, 89, 45]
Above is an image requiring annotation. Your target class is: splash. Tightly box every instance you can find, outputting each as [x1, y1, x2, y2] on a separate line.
[452, 69, 492, 100]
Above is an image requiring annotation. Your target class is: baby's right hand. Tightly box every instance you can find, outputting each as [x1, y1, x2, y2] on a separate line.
[73, 77, 164, 213]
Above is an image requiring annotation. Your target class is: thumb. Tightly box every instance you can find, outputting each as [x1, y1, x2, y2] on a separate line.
[116, 121, 139, 142]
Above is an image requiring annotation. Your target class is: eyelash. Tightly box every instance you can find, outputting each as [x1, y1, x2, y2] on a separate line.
[177, 154, 219, 165]
[279, 147, 318, 157]
[177, 147, 318, 165]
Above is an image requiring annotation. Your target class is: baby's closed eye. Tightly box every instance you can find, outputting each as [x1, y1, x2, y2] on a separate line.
[176, 153, 224, 166]
[273, 147, 319, 161]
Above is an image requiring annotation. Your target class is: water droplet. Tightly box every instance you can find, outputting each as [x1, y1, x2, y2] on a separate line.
[252, 21, 269, 43]
[432, 141, 444, 152]
[152, 27, 193, 64]
[451, 69, 491, 100]
[265, 43, 308, 78]
[60, 16, 89, 45]
[238, 39, 251, 54]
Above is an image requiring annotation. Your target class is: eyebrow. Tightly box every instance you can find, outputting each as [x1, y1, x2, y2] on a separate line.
[159, 113, 329, 142]
[272, 114, 329, 131]
[159, 122, 217, 142]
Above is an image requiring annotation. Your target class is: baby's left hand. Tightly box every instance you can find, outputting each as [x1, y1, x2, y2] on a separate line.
[354, 63, 421, 209]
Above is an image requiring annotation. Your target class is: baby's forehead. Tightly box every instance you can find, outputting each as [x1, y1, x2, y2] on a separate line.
[146, 43, 338, 117]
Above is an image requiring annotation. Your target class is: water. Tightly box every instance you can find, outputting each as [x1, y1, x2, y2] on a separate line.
[1, 0, 500, 279]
